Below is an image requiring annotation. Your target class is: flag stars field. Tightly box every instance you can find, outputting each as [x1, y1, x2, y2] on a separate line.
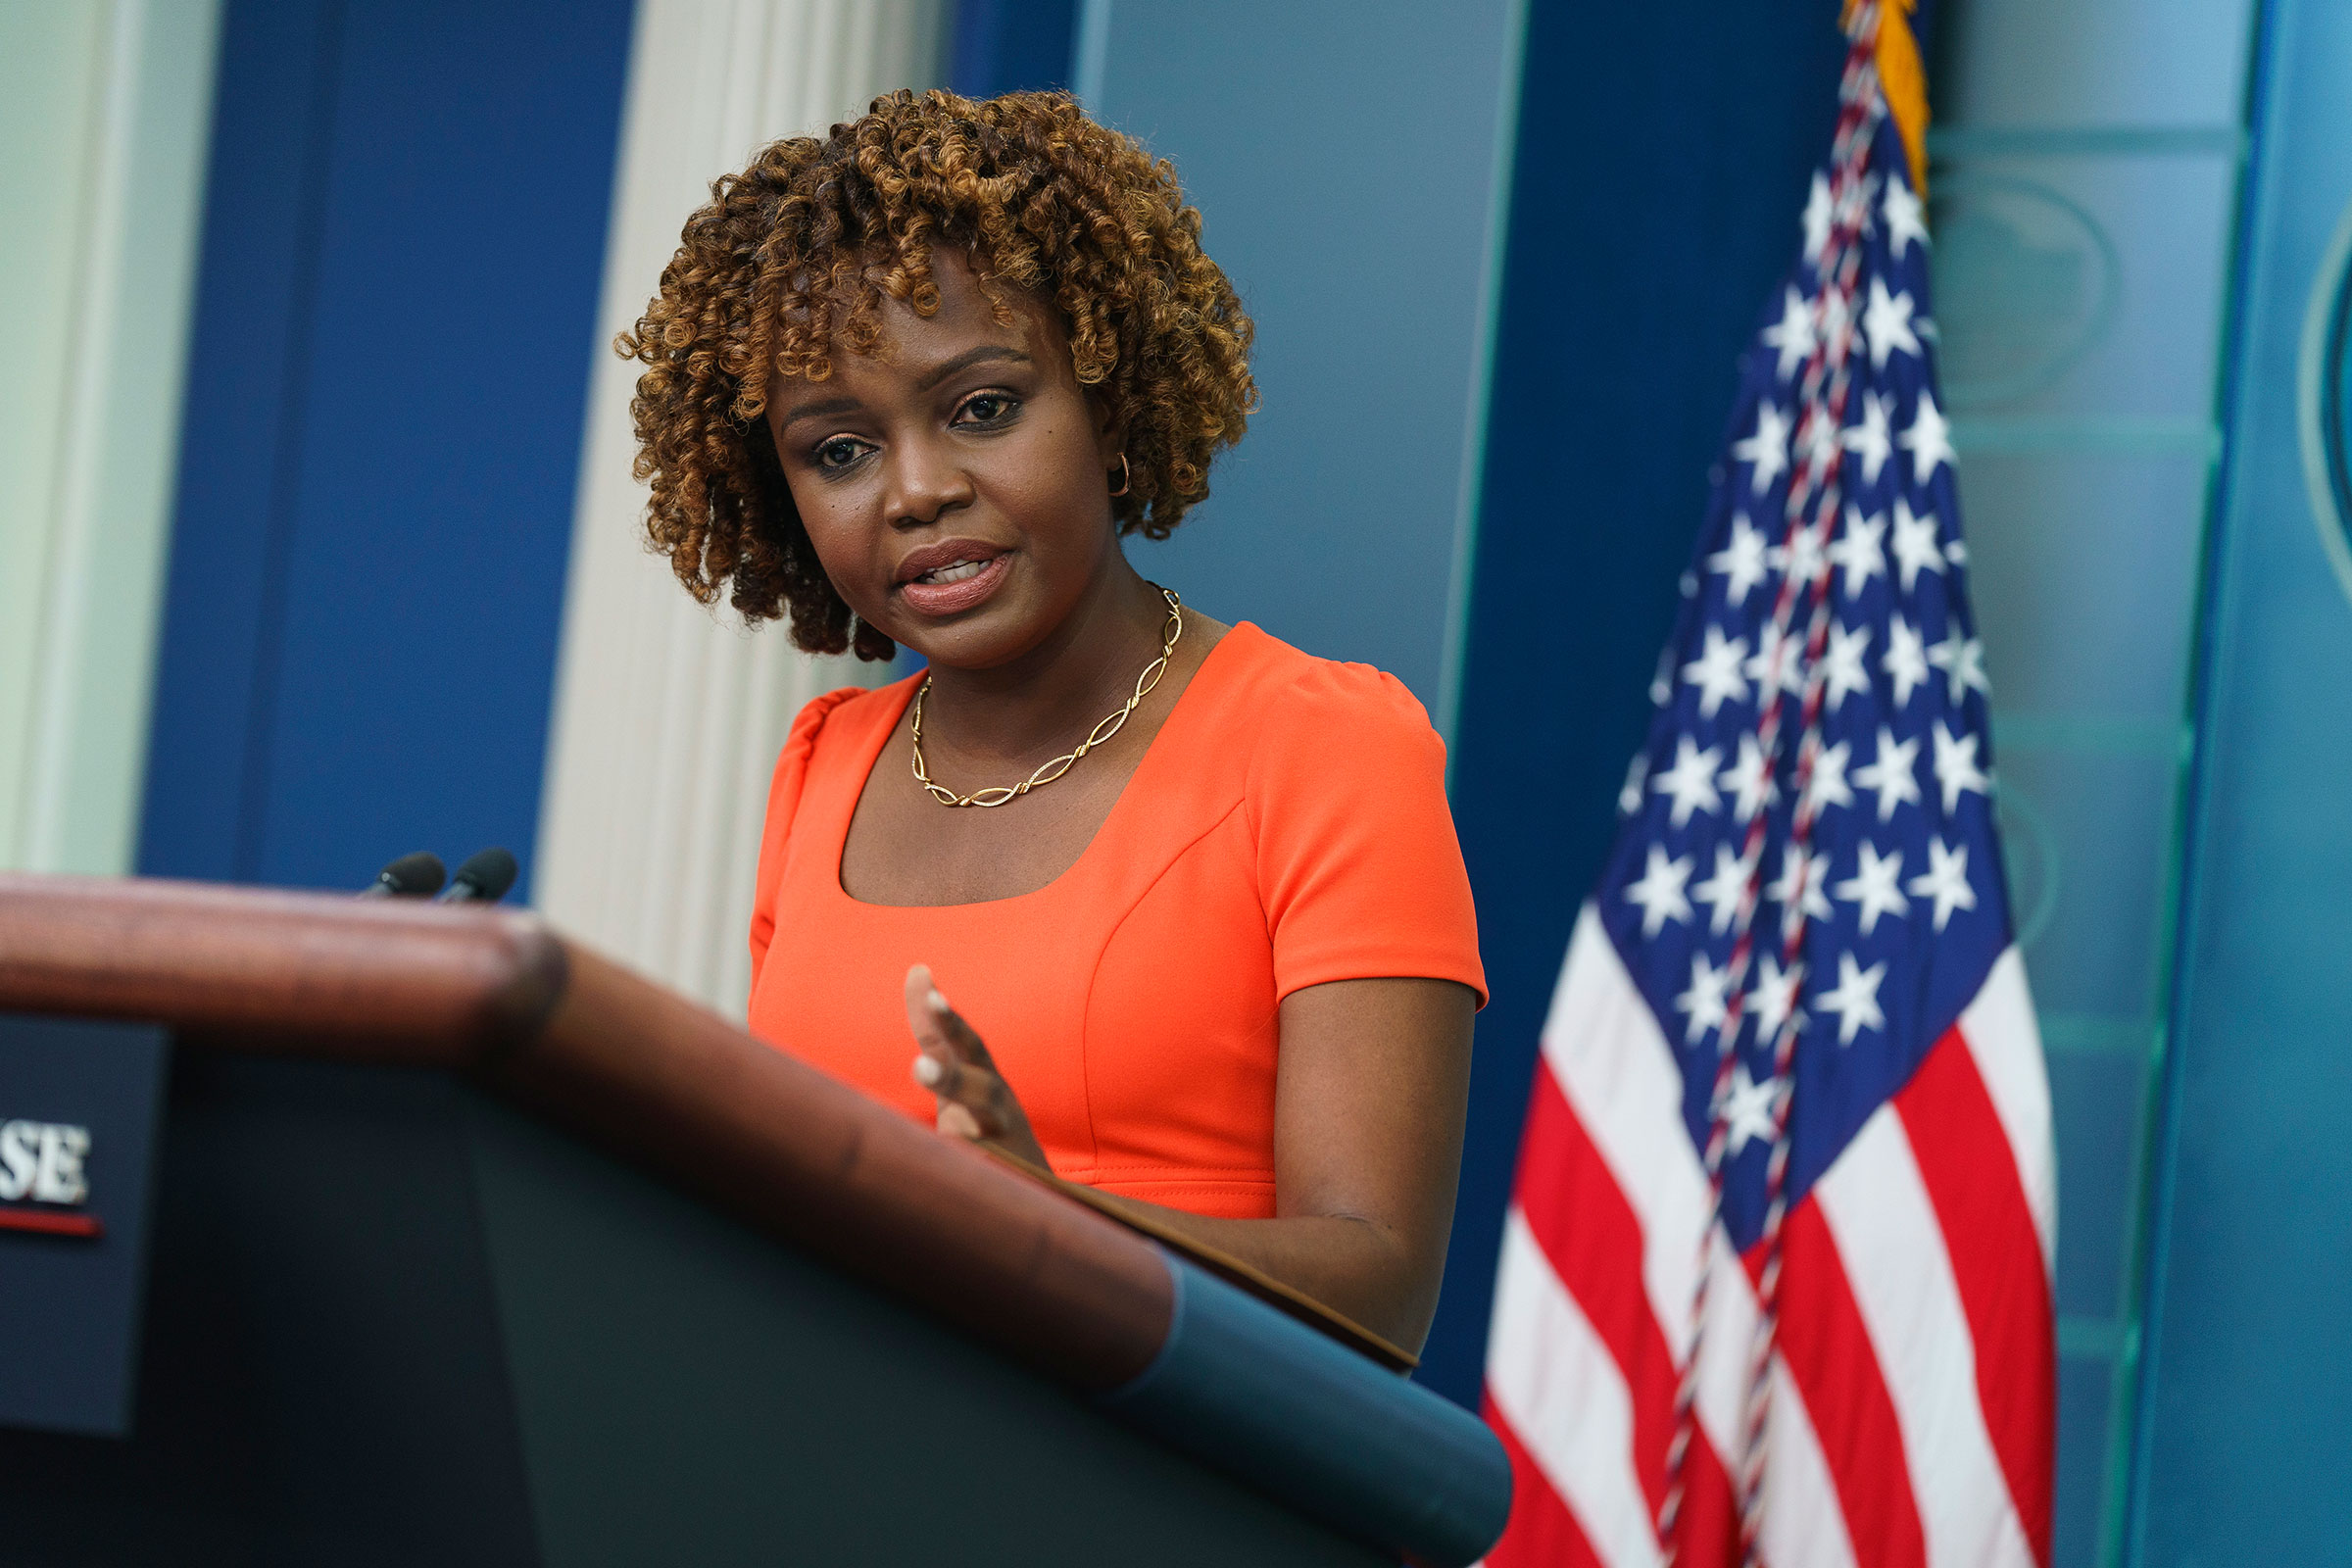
[1855, 725, 1923, 818]
[1652, 735, 1725, 826]
[1767, 519, 1830, 590]
[1693, 844, 1753, 934]
[1710, 514, 1773, 606]
[1720, 1062, 1781, 1154]
[1909, 836, 1980, 930]
[1861, 275, 1920, 368]
[1836, 840, 1911, 934]
[1928, 630, 1989, 703]
[1829, 505, 1886, 594]
[1841, 393, 1893, 485]
[1815, 952, 1889, 1044]
[1676, 952, 1736, 1043]
[1682, 626, 1752, 718]
[1768, 845, 1833, 926]
[1890, 497, 1946, 591]
[1884, 170, 1929, 259]
[1932, 721, 1990, 813]
[1718, 735, 1779, 822]
[1883, 612, 1931, 707]
[1764, 285, 1818, 381]
[1748, 954, 1806, 1040]
[1799, 739, 1854, 817]
[1819, 621, 1872, 710]
[1737, 401, 1792, 493]
[1901, 387, 1956, 485]
[1800, 171, 1835, 262]
[1625, 845, 1696, 936]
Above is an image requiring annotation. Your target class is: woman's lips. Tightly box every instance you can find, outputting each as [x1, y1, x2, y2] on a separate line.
[897, 552, 1012, 617]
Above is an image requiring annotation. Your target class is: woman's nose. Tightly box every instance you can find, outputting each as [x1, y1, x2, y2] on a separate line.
[882, 433, 974, 527]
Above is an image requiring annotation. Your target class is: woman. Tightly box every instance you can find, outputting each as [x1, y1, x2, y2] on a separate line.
[621, 89, 1483, 1352]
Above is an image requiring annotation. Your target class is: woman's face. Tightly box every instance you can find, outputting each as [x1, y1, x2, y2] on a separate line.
[765, 250, 1123, 670]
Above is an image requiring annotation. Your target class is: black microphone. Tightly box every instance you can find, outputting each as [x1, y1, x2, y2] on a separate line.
[437, 847, 518, 905]
[362, 851, 446, 898]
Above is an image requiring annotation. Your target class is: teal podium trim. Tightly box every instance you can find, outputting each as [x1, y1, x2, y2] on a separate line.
[1101, 1252, 1512, 1567]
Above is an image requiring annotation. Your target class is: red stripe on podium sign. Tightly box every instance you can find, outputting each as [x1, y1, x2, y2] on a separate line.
[0, 1206, 102, 1238]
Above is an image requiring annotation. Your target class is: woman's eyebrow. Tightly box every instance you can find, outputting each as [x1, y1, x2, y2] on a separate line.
[914, 344, 1031, 391]
[776, 394, 861, 429]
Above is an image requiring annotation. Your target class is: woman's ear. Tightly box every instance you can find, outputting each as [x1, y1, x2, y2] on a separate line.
[1086, 390, 1122, 465]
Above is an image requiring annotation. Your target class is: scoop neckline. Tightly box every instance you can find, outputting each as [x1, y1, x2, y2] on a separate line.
[829, 621, 1261, 911]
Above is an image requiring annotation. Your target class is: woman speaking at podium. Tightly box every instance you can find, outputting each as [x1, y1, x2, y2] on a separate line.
[619, 90, 1484, 1352]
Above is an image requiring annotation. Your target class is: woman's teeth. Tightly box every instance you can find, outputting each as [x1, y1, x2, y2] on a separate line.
[919, 560, 988, 584]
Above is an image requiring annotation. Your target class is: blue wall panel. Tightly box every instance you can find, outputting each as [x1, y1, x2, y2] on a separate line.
[1088, 0, 1518, 710]
[1420, 2, 1846, 1405]
[2132, 0, 2352, 1554]
[140, 0, 634, 897]
[951, 0, 1077, 96]
[139, 1, 341, 884]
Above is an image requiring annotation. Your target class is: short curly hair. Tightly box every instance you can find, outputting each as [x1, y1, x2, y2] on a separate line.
[617, 88, 1257, 662]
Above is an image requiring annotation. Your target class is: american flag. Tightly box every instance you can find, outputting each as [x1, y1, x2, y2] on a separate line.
[1480, 8, 2057, 1568]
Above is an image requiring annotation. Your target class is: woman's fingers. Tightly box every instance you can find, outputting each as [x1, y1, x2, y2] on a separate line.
[934, 1004, 996, 1069]
[911, 1048, 964, 1101]
[902, 964, 1051, 1171]
[937, 1101, 988, 1142]
[919, 1053, 1013, 1138]
[917, 1062, 1011, 1147]
[904, 963, 952, 1054]
[906, 964, 996, 1068]
[906, 965, 1004, 1134]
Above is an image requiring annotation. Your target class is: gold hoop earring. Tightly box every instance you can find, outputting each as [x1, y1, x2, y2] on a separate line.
[1107, 454, 1131, 498]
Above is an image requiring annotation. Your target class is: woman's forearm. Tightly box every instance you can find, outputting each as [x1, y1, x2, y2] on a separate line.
[1087, 1194, 1442, 1353]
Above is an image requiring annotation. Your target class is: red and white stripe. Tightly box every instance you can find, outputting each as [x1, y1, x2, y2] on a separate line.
[1484, 906, 2054, 1568]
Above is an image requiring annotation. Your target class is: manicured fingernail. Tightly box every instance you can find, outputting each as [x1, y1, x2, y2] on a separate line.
[927, 988, 950, 1013]
[913, 1054, 943, 1087]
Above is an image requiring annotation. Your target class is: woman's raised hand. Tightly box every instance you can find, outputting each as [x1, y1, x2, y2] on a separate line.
[904, 964, 1051, 1172]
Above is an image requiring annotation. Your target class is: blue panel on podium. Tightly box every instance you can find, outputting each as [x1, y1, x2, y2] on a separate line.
[0, 1017, 170, 1437]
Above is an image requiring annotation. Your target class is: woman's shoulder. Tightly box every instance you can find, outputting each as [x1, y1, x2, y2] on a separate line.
[1203, 627, 1483, 1004]
[1213, 623, 1444, 752]
[786, 674, 914, 760]
[763, 674, 914, 828]
[753, 675, 913, 959]
[1189, 624, 1449, 820]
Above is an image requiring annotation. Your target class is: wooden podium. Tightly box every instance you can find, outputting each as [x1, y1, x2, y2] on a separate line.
[0, 874, 1508, 1567]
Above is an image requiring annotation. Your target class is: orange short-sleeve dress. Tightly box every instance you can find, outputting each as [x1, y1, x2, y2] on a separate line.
[745, 621, 1486, 1220]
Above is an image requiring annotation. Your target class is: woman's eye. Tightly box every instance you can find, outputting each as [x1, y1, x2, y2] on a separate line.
[958, 392, 1018, 425]
[814, 436, 867, 469]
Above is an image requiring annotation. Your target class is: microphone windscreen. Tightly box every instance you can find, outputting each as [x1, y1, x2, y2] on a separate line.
[442, 847, 519, 905]
[367, 851, 447, 897]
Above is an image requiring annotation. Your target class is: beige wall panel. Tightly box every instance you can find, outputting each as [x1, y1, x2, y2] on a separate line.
[0, 0, 222, 874]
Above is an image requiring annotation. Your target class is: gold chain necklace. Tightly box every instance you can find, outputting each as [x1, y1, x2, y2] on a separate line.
[909, 587, 1184, 808]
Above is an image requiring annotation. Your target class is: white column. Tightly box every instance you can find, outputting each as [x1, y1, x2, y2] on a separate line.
[535, 0, 945, 1017]
[0, 0, 221, 875]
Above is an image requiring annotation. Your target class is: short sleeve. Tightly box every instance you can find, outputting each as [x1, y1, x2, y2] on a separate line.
[1245, 663, 1487, 1007]
[748, 687, 865, 992]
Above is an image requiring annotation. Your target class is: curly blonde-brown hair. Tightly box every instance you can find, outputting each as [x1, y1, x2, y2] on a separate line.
[617, 88, 1257, 662]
